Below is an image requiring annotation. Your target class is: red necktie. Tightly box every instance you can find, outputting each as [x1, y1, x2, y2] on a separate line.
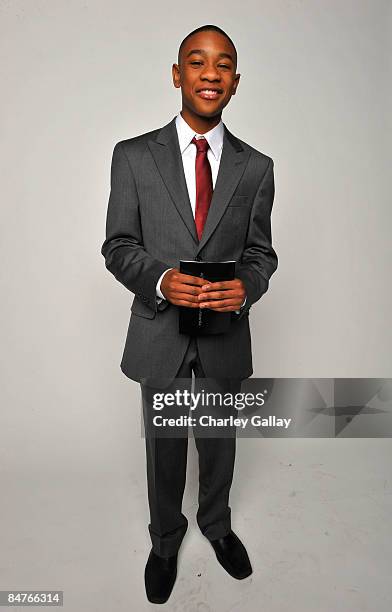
[191, 136, 213, 241]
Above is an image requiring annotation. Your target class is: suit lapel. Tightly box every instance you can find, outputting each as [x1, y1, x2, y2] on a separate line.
[147, 115, 251, 251]
[148, 116, 198, 243]
[196, 125, 250, 253]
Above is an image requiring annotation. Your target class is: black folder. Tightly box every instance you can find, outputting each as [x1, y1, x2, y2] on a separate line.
[179, 260, 236, 335]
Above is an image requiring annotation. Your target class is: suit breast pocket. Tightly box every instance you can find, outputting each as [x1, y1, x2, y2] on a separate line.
[227, 195, 251, 208]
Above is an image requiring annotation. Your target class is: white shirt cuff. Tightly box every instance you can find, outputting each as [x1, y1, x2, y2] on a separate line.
[156, 268, 173, 302]
[235, 295, 247, 314]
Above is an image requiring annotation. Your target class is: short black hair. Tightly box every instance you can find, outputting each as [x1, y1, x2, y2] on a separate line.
[178, 24, 237, 69]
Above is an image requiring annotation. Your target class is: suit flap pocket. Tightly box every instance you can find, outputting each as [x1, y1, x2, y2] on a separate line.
[131, 296, 156, 319]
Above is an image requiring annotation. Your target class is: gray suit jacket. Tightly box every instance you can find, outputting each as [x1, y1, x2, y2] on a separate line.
[101, 115, 278, 386]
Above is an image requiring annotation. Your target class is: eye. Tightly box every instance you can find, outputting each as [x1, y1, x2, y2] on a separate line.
[218, 64, 230, 69]
[190, 61, 202, 66]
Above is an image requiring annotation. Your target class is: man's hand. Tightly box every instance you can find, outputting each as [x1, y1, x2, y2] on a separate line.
[197, 279, 246, 312]
[160, 268, 206, 307]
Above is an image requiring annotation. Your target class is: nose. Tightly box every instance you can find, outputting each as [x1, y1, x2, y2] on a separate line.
[200, 62, 220, 81]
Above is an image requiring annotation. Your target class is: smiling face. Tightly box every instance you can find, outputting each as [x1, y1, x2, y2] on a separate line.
[172, 30, 240, 130]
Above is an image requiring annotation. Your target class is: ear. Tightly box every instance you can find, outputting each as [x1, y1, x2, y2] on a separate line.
[232, 73, 241, 95]
[172, 63, 181, 88]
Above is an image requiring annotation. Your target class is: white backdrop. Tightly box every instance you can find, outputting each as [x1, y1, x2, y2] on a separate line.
[0, 2, 391, 610]
[1, 0, 390, 471]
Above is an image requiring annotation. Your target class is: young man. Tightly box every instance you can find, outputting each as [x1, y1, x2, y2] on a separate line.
[101, 25, 278, 604]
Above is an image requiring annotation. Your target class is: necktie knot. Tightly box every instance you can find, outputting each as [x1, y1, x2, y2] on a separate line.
[191, 136, 209, 154]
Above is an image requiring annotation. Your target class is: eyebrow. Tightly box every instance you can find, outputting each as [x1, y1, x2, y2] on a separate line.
[185, 48, 234, 61]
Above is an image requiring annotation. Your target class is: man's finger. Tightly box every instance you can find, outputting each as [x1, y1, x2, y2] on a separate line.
[170, 291, 200, 303]
[175, 273, 207, 286]
[197, 290, 239, 301]
[172, 298, 201, 308]
[172, 284, 202, 297]
[200, 298, 242, 310]
[206, 305, 241, 312]
[200, 279, 240, 291]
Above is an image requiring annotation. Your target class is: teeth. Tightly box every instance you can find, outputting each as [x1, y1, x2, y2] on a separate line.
[200, 89, 218, 94]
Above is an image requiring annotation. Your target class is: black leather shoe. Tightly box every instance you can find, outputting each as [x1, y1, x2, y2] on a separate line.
[144, 549, 178, 604]
[210, 530, 252, 579]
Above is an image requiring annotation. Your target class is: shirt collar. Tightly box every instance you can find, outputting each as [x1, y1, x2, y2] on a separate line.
[175, 112, 224, 161]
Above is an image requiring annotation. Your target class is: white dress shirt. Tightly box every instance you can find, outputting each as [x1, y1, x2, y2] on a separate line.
[155, 112, 246, 311]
